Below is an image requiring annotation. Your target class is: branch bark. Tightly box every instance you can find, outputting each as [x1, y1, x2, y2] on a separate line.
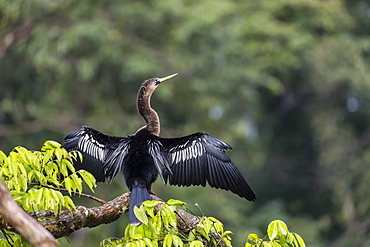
[0, 178, 58, 247]
[31, 192, 131, 239]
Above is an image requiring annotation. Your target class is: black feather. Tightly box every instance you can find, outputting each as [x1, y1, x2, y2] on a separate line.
[157, 132, 256, 201]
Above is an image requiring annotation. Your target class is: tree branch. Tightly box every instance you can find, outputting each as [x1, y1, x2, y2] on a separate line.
[33, 192, 131, 239]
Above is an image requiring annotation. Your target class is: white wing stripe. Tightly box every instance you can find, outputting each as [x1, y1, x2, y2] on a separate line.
[171, 141, 205, 164]
[78, 134, 106, 161]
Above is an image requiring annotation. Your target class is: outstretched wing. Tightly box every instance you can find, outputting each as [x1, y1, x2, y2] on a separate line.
[157, 132, 256, 201]
[63, 126, 131, 182]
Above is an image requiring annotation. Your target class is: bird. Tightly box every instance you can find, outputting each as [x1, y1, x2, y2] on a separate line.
[63, 73, 256, 225]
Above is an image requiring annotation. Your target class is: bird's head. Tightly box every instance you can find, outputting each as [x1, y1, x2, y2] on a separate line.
[154, 73, 178, 86]
[141, 73, 178, 97]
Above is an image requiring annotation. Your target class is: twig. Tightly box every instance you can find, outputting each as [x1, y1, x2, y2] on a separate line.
[30, 182, 106, 204]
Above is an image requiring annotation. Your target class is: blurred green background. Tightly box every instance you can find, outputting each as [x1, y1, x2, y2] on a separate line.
[1, 0, 370, 246]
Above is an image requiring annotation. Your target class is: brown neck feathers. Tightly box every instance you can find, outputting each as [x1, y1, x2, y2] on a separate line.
[137, 80, 160, 136]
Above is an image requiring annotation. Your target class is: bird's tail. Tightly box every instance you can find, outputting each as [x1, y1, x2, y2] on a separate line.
[129, 184, 151, 225]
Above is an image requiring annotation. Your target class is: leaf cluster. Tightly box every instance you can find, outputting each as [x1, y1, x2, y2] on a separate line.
[0, 233, 31, 247]
[102, 199, 232, 247]
[0, 141, 97, 245]
[0, 141, 96, 215]
[246, 220, 305, 247]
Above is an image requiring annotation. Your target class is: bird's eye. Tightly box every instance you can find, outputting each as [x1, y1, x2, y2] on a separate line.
[154, 78, 161, 85]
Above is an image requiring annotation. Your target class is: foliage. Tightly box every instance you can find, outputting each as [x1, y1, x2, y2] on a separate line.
[246, 220, 305, 247]
[102, 201, 306, 247]
[0, 142, 307, 246]
[101, 199, 232, 247]
[0, 141, 97, 245]
[0, 232, 32, 247]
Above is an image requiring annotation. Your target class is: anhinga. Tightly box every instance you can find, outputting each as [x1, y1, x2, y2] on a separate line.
[63, 73, 256, 225]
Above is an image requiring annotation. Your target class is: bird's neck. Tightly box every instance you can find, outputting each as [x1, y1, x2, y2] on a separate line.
[137, 86, 160, 136]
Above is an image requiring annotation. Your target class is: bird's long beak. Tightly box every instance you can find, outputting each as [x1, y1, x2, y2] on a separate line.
[158, 73, 178, 83]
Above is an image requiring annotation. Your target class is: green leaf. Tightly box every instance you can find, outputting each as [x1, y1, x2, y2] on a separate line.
[167, 199, 186, 206]
[143, 238, 155, 247]
[146, 206, 156, 218]
[172, 235, 183, 247]
[189, 240, 204, 247]
[142, 200, 160, 218]
[268, 220, 288, 241]
[64, 177, 73, 194]
[262, 242, 273, 247]
[44, 162, 54, 176]
[247, 233, 262, 244]
[267, 221, 279, 241]
[18, 174, 27, 192]
[187, 230, 197, 242]
[35, 188, 44, 204]
[134, 205, 148, 225]
[150, 215, 162, 237]
[143, 200, 160, 207]
[59, 159, 70, 177]
[32, 170, 47, 184]
[15, 147, 31, 165]
[280, 235, 287, 246]
[55, 148, 64, 161]
[124, 224, 132, 237]
[197, 227, 210, 242]
[131, 233, 144, 240]
[167, 199, 186, 212]
[142, 224, 155, 239]
[53, 199, 62, 216]
[11, 191, 26, 201]
[42, 188, 54, 210]
[70, 173, 82, 192]
[65, 156, 77, 172]
[126, 242, 138, 247]
[52, 189, 65, 203]
[17, 163, 27, 177]
[161, 205, 177, 228]
[202, 217, 212, 233]
[272, 242, 282, 247]
[43, 150, 54, 165]
[163, 234, 173, 247]
[11, 175, 22, 192]
[0, 150, 7, 161]
[291, 233, 306, 247]
[221, 230, 233, 237]
[63, 196, 76, 210]
[77, 170, 96, 192]
[277, 220, 288, 235]
[42, 140, 61, 151]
